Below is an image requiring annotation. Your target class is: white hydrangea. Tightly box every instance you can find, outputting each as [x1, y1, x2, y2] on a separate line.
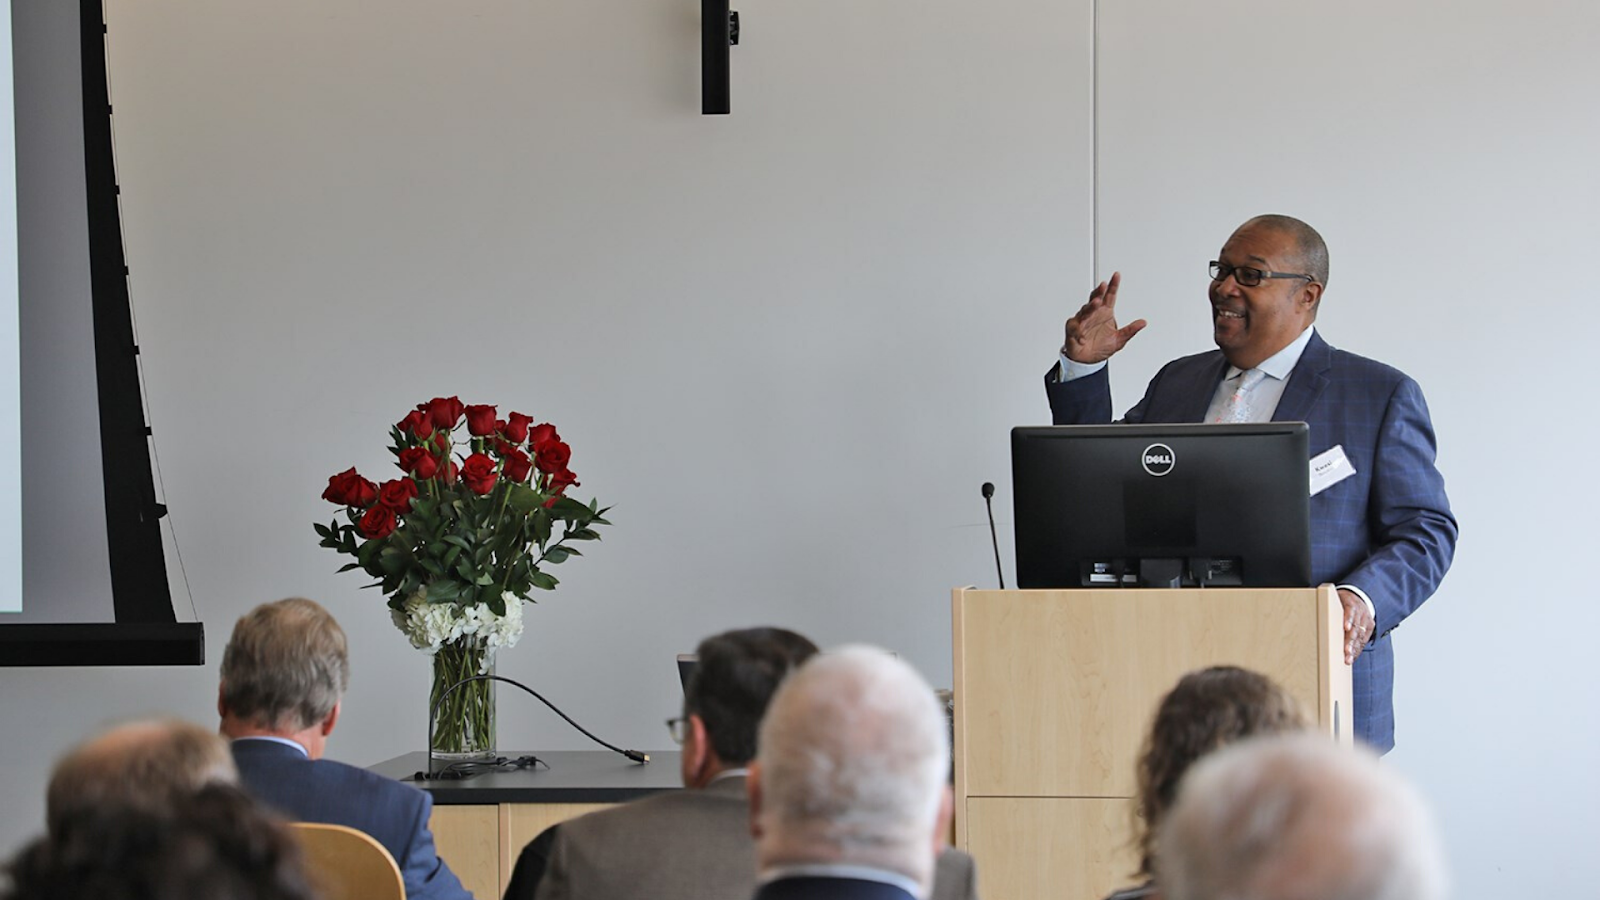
[393, 588, 525, 672]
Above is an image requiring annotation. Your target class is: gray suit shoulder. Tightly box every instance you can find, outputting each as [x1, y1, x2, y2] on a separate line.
[932, 848, 979, 900]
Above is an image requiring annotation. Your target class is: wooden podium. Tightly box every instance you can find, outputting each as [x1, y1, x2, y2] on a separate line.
[951, 586, 1352, 900]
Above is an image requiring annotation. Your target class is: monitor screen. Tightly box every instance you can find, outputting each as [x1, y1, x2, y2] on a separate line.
[1011, 423, 1311, 589]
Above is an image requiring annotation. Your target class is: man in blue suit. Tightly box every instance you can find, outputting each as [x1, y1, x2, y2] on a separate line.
[1044, 215, 1456, 752]
[219, 597, 473, 900]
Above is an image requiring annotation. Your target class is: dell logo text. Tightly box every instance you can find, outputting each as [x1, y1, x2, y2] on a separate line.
[1141, 443, 1176, 477]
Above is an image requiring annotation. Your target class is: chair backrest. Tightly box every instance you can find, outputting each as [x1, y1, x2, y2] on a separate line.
[289, 822, 405, 900]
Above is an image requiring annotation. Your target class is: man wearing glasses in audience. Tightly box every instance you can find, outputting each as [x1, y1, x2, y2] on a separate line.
[505, 627, 978, 900]
[1043, 214, 1457, 753]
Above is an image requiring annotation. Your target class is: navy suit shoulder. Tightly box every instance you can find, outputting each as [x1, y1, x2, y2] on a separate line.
[231, 740, 473, 900]
[1046, 349, 1227, 426]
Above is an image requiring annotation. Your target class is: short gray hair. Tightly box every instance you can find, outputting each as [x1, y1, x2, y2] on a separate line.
[755, 646, 949, 889]
[220, 598, 349, 731]
[46, 719, 237, 834]
[1157, 733, 1447, 900]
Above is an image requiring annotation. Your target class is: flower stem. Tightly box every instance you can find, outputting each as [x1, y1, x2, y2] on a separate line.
[430, 640, 494, 756]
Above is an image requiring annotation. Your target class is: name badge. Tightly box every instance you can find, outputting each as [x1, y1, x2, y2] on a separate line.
[1309, 445, 1356, 497]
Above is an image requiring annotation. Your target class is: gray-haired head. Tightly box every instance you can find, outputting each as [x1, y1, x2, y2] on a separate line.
[752, 645, 950, 892]
[1157, 733, 1447, 900]
[220, 598, 349, 732]
[46, 719, 238, 835]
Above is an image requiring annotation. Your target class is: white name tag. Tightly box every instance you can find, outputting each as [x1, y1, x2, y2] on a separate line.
[1309, 445, 1356, 497]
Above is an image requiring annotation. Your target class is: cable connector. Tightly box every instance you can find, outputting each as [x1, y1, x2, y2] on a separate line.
[623, 749, 650, 764]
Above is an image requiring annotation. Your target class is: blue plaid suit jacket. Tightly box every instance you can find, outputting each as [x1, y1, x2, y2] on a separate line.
[232, 739, 473, 900]
[1045, 330, 1457, 751]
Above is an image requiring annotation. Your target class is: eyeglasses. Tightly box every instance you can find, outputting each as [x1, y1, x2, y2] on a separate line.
[665, 717, 687, 745]
[1209, 261, 1314, 287]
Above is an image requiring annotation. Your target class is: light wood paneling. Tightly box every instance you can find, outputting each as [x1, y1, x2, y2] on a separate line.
[430, 805, 501, 900]
[955, 587, 1340, 800]
[966, 797, 1138, 900]
[953, 586, 1349, 900]
[504, 802, 614, 854]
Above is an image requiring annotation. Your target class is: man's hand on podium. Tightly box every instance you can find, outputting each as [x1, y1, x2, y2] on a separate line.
[1338, 588, 1375, 665]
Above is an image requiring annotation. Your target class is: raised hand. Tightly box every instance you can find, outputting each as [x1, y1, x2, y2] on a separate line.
[1062, 272, 1147, 364]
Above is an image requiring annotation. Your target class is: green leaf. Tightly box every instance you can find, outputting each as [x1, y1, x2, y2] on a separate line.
[530, 570, 559, 591]
[429, 581, 464, 602]
[543, 547, 570, 565]
[336, 563, 362, 573]
[547, 496, 592, 518]
[506, 483, 543, 514]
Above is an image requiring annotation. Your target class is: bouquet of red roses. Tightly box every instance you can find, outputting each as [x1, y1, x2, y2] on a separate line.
[315, 396, 610, 616]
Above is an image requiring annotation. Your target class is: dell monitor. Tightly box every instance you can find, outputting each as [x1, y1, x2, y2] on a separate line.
[1011, 423, 1311, 589]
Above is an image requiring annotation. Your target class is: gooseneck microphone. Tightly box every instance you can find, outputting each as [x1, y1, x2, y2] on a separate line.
[981, 482, 1005, 589]
[416, 674, 649, 781]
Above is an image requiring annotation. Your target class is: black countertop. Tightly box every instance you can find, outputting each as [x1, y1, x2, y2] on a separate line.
[370, 750, 683, 805]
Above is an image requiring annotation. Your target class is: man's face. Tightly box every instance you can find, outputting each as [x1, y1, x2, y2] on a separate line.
[1208, 225, 1320, 369]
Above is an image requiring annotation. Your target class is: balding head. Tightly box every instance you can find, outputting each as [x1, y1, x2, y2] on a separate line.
[47, 719, 237, 834]
[1235, 214, 1330, 288]
[751, 646, 951, 893]
[1157, 734, 1446, 900]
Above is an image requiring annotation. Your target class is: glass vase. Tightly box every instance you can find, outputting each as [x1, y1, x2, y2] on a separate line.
[429, 639, 496, 759]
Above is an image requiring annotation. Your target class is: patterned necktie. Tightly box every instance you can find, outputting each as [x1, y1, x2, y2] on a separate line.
[1214, 369, 1267, 423]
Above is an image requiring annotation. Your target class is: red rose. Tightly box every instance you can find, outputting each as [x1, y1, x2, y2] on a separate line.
[358, 505, 398, 539]
[441, 459, 459, 485]
[503, 412, 534, 444]
[465, 404, 498, 437]
[322, 468, 378, 507]
[528, 422, 560, 453]
[397, 409, 434, 439]
[423, 396, 465, 430]
[377, 478, 418, 513]
[493, 438, 516, 457]
[535, 439, 572, 475]
[548, 466, 580, 493]
[461, 453, 498, 494]
[397, 448, 439, 480]
[502, 449, 532, 483]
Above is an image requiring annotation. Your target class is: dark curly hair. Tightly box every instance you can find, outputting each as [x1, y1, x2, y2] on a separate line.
[1131, 666, 1308, 876]
[4, 784, 317, 900]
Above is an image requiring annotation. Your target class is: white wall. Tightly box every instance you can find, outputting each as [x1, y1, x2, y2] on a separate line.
[0, 1, 1594, 897]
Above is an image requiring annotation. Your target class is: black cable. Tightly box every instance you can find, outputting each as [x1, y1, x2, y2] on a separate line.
[422, 674, 649, 779]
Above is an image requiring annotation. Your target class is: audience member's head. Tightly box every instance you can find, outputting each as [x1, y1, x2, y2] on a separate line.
[1132, 666, 1308, 877]
[5, 783, 317, 900]
[680, 626, 819, 787]
[1157, 734, 1447, 900]
[219, 597, 349, 756]
[751, 646, 951, 893]
[46, 718, 237, 835]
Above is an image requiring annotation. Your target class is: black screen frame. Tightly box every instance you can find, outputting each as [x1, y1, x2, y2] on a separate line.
[0, 0, 202, 667]
[1011, 422, 1312, 589]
